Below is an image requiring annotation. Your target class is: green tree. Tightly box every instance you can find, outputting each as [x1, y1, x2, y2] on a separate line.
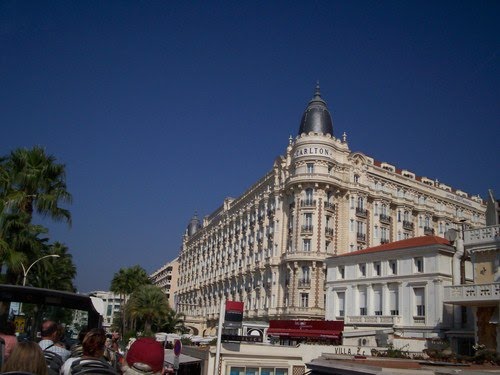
[30, 242, 76, 291]
[0, 147, 74, 287]
[2, 146, 71, 224]
[160, 308, 186, 334]
[126, 285, 169, 334]
[110, 265, 151, 335]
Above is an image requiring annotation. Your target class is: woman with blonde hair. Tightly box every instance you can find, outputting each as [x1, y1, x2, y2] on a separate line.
[1, 341, 48, 375]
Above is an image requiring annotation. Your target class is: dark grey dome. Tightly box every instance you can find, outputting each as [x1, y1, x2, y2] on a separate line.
[298, 84, 333, 136]
[187, 213, 201, 236]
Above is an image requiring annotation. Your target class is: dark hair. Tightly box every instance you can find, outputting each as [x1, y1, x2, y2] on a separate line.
[82, 328, 106, 357]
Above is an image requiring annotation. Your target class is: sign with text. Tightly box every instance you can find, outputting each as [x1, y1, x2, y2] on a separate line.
[221, 334, 263, 343]
[224, 301, 244, 328]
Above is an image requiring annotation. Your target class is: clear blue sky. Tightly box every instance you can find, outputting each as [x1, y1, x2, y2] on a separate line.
[1, 1, 498, 293]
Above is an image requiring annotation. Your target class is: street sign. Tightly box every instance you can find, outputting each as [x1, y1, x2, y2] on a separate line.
[173, 339, 182, 356]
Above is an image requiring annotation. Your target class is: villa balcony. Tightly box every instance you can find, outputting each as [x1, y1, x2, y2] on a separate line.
[443, 282, 500, 306]
[345, 315, 401, 326]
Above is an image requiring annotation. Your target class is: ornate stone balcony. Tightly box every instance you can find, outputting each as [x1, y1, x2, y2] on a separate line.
[379, 214, 391, 224]
[324, 201, 335, 211]
[403, 220, 414, 230]
[355, 207, 368, 218]
[443, 283, 500, 306]
[300, 199, 316, 208]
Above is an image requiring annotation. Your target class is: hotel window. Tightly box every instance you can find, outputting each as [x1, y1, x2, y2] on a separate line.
[300, 293, 309, 308]
[354, 174, 360, 183]
[306, 163, 314, 174]
[414, 287, 425, 317]
[337, 291, 345, 317]
[374, 203, 378, 215]
[397, 210, 401, 222]
[415, 257, 424, 273]
[359, 288, 367, 315]
[305, 188, 313, 203]
[301, 266, 310, 283]
[303, 239, 311, 252]
[359, 263, 366, 277]
[403, 210, 410, 222]
[381, 227, 388, 242]
[304, 213, 312, 227]
[374, 286, 382, 315]
[338, 266, 345, 279]
[389, 260, 398, 275]
[374, 262, 381, 276]
[357, 196, 364, 209]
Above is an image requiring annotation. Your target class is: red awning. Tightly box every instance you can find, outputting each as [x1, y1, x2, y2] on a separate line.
[267, 328, 341, 339]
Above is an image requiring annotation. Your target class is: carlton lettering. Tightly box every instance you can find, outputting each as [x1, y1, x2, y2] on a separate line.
[295, 147, 332, 158]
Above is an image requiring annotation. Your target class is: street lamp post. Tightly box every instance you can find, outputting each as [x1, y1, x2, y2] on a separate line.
[21, 255, 60, 286]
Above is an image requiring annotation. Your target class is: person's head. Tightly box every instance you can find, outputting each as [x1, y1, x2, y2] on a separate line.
[78, 326, 89, 343]
[82, 328, 107, 358]
[41, 319, 58, 340]
[1, 341, 48, 375]
[123, 338, 165, 375]
[0, 319, 15, 335]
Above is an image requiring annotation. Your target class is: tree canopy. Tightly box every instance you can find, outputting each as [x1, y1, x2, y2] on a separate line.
[0, 147, 75, 291]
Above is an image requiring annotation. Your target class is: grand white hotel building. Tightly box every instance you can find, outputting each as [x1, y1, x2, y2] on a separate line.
[175, 85, 486, 335]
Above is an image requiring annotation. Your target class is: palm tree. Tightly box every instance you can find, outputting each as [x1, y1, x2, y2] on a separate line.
[30, 242, 76, 291]
[110, 265, 152, 335]
[160, 308, 186, 334]
[126, 285, 169, 334]
[2, 146, 72, 224]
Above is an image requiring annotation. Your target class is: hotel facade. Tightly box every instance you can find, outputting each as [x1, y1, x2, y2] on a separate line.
[175, 86, 486, 335]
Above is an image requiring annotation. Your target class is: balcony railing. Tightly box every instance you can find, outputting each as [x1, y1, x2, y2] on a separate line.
[324, 202, 335, 211]
[357, 233, 366, 242]
[380, 238, 390, 244]
[403, 220, 414, 230]
[379, 214, 391, 224]
[355, 207, 368, 218]
[443, 282, 500, 305]
[325, 227, 334, 237]
[345, 315, 401, 325]
[424, 226, 435, 235]
[300, 200, 316, 208]
[301, 225, 313, 234]
[465, 225, 500, 245]
[298, 280, 311, 288]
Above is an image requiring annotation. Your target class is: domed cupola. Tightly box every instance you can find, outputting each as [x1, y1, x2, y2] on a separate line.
[186, 213, 201, 236]
[298, 83, 333, 136]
